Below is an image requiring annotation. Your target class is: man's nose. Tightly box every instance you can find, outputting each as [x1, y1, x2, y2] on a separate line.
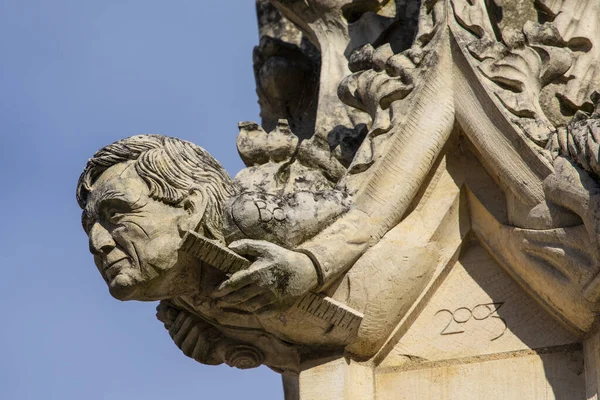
[89, 223, 116, 255]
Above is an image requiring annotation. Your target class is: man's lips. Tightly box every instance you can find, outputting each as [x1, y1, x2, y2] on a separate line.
[104, 257, 130, 280]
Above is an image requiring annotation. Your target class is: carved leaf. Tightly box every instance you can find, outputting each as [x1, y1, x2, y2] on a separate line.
[476, 35, 557, 144]
[340, 61, 414, 118]
[479, 40, 542, 118]
[339, 46, 417, 153]
[450, 0, 496, 39]
[339, 0, 442, 124]
[538, 0, 600, 110]
[470, 21, 572, 145]
[337, 0, 444, 174]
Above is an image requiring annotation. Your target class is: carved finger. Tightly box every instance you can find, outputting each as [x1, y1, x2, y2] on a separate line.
[171, 315, 196, 347]
[234, 293, 278, 313]
[228, 239, 277, 258]
[192, 333, 208, 363]
[515, 227, 589, 253]
[545, 157, 593, 217]
[252, 303, 280, 317]
[212, 263, 267, 298]
[156, 301, 179, 327]
[168, 311, 188, 338]
[216, 284, 265, 307]
[180, 325, 200, 357]
[191, 327, 220, 365]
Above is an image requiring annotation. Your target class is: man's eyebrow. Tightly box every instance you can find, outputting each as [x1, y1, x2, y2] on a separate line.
[99, 190, 127, 202]
[87, 190, 129, 216]
[82, 190, 130, 227]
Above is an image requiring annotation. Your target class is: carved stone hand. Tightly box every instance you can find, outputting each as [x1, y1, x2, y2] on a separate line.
[545, 156, 600, 249]
[212, 239, 318, 314]
[156, 302, 224, 366]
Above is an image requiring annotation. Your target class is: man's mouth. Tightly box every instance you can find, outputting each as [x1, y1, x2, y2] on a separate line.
[104, 257, 130, 280]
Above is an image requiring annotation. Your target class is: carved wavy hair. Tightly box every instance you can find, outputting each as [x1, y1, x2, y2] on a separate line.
[76, 134, 236, 241]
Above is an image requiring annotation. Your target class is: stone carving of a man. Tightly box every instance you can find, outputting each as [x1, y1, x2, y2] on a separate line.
[76, 134, 318, 306]
[76, 134, 326, 370]
[76, 134, 237, 301]
[77, 135, 324, 312]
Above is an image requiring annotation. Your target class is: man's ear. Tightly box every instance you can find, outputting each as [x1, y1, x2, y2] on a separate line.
[178, 187, 207, 234]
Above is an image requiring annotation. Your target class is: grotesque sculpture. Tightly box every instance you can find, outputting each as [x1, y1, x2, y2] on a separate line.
[78, 1, 600, 398]
[76, 134, 333, 371]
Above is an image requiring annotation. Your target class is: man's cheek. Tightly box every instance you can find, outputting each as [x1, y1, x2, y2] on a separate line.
[93, 255, 108, 283]
[144, 235, 181, 271]
[112, 226, 145, 258]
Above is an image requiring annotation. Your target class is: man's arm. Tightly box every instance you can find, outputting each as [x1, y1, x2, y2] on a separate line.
[216, 29, 455, 309]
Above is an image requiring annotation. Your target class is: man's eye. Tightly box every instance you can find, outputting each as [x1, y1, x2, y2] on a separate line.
[83, 221, 93, 234]
[106, 209, 125, 223]
[81, 213, 93, 234]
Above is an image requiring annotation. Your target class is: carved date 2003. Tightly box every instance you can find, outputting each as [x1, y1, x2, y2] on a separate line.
[435, 303, 507, 341]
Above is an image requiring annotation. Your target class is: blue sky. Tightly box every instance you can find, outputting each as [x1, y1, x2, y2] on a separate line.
[0, 1, 283, 399]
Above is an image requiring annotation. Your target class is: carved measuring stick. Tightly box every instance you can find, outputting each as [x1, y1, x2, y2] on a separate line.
[180, 231, 363, 334]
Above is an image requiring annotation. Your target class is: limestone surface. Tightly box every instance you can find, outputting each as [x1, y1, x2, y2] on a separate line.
[76, 0, 600, 398]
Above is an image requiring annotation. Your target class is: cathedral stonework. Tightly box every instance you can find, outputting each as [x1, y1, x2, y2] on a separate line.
[77, 1, 600, 398]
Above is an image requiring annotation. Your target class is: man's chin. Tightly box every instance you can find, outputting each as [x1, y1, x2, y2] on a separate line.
[107, 273, 171, 301]
[108, 274, 141, 301]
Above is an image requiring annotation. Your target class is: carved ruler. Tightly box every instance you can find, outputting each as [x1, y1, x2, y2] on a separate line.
[181, 231, 363, 334]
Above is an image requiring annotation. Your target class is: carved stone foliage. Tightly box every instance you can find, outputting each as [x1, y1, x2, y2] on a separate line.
[538, 0, 600, 111]
[451, 0, 600, 147]
[338, 0, 447, 175]
[453, 1, 562, 146]
[467, 20, 571, 145]
[252, 0, 423, 174]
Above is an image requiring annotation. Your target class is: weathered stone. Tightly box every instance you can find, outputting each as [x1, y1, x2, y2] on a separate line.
[77, 0, 600, 398]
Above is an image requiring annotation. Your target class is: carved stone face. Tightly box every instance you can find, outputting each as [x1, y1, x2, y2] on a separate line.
[82, 161, 198, 301]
